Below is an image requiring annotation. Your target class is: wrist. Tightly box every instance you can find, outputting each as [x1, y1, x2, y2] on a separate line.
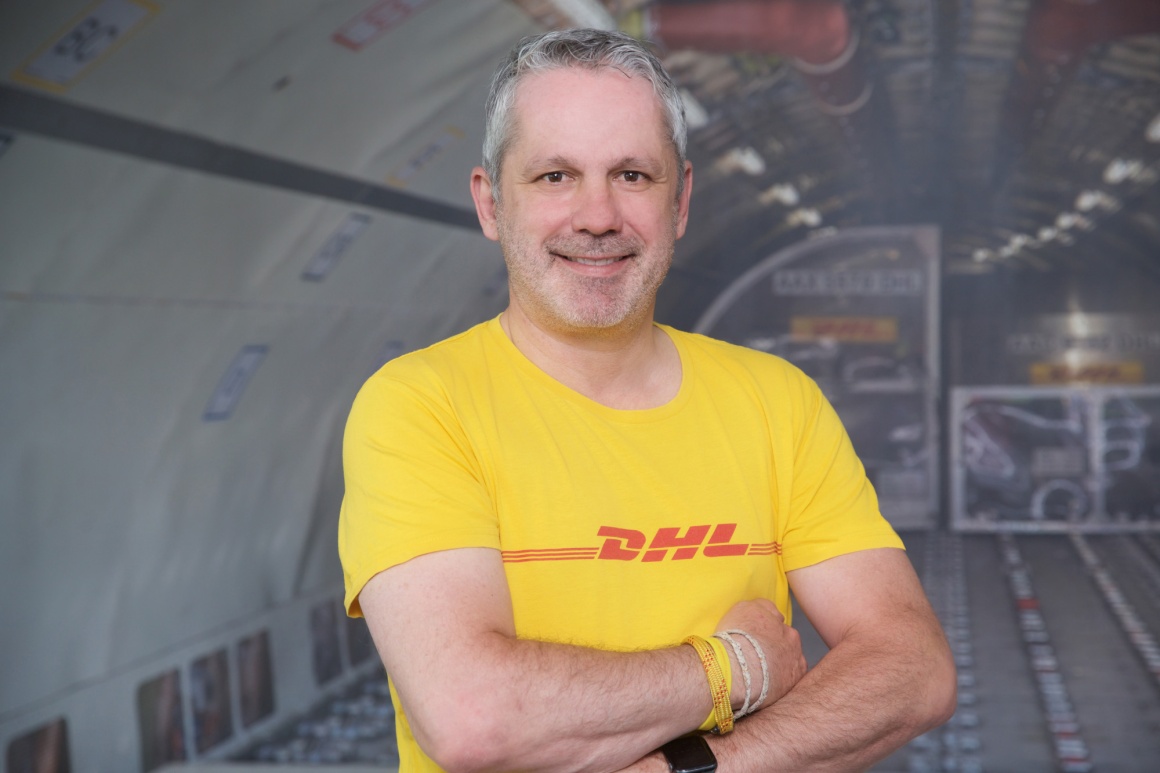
[684, 635, 734, 734]
[714, 629, 770, 719]
[705, 635, 734, 711]
[639, 749, 675, 773]
[717, 633, 747, 712]
[659, 735, 717, 773]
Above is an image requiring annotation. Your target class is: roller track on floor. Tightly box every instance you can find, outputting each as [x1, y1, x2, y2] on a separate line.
[230, 530, 1160, 770]
[866, 530, 1160, 772]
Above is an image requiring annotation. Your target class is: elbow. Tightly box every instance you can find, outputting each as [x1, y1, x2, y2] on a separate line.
[927, 677, 958, 732]
[426, 732, 507, 773]
[917, 643, 959, 732]
[413, 692, 518, 773]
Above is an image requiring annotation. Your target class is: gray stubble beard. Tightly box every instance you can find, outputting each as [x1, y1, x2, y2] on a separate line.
[498, 218, 675, 335]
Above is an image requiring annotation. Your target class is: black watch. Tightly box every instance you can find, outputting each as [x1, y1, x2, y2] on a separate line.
[660, 735, 717, 773]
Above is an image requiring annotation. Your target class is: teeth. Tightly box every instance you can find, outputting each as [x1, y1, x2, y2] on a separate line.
[571, 256, 618, 265]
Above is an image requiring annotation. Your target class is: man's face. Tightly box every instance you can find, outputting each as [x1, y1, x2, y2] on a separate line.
[472, 66, 692, 335]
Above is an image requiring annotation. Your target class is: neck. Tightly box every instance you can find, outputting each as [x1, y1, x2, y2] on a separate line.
[501, 304, 681, 410]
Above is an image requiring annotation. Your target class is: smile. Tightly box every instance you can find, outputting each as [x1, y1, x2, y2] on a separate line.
[560, 255, 628, 266]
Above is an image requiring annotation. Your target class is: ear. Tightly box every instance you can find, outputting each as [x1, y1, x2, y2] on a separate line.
[674, 160, 693, 240]
[470, 166, 500, 242]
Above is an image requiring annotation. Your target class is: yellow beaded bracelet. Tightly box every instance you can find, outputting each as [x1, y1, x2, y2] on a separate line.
[683, 634, 734, 734]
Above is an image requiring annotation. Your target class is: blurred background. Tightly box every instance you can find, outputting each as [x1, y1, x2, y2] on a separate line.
[1, 1, 1159, 771]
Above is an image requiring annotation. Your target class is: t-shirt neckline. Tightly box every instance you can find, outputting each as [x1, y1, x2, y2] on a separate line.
[485, 315, 694, 423]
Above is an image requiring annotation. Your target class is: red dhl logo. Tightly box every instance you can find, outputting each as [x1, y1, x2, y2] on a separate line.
[1029, 361, 1144, 385]
[501, 524, 780, 564]
[791, 316, 898, 343]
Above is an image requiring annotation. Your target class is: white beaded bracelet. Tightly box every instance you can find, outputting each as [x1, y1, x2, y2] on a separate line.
[713, 631, 752, 718]
[726, 628, 770, 712]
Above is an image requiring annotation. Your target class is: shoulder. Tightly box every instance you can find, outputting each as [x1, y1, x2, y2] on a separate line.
[379, 319, 497, 383]
[667, 328, 833, 444]
[667, 327, 820, 398]
[347, 319, 499, 430]
[361, 319, 498, 393]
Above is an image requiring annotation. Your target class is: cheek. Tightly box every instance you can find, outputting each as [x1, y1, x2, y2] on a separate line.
[626, 195, 681, 230]
[500, 199, 567, 236]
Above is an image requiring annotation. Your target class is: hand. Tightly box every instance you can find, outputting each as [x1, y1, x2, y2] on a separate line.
[715, 598, 807, 711]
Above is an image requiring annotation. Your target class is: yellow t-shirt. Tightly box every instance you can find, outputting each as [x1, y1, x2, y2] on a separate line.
[338, 317, 902, 770]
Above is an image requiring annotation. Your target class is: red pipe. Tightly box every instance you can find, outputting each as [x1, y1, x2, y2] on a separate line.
[651, 0, 850, 65]
[1023, 0, 1160, 66]
[1004, 0, 1160, 146]
[650, 0, 868, 116]
[642, 0, 895, 217]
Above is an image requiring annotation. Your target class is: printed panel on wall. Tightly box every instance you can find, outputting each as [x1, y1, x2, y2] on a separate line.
[5, 718, 70, 773]
[190, 649, 233, 753]
[952, 386, 1160, 531]
[237, 630, 275, 728]
[136, 669, 186, 772]
[695, 226, 940, 529]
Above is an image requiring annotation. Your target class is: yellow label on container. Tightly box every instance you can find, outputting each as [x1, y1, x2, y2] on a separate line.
[791, 316, 898, 343]
[1029, 361, 1144, 384]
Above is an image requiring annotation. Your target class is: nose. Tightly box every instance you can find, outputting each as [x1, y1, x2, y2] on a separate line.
[570, 179, 622, 236]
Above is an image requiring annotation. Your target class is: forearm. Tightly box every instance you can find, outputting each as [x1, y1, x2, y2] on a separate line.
[414, 633, 711, 773]
[361, 552, 802, 773]
[706, 627, 956, 771]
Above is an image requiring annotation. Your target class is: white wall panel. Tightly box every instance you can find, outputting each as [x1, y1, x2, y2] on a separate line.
[3, 0, 539, 207]
[0, 135, 506, 304]
[1, 0, 523, 764]
[1, 251, 505, 706]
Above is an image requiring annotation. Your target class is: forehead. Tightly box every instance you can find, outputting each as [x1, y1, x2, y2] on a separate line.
[507, 67, 671, 163]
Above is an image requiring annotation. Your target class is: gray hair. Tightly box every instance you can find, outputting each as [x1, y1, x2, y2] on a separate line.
[482, 28, 688, 202]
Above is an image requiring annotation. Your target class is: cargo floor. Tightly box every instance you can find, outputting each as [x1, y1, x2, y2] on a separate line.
[235, 530, 1160, 772]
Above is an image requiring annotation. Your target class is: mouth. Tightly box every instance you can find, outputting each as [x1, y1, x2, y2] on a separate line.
[561, 255, 626, 264]
[555, 254, 631, 266]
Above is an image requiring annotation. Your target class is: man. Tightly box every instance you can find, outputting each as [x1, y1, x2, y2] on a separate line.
[339, 28, 955, 773]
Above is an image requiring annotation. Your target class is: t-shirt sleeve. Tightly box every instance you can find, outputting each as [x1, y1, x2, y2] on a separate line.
[338, 370, 499, 617]
[778, 372, 904, 572]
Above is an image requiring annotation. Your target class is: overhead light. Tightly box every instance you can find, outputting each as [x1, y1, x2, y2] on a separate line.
[1076, 191, 1099, 211]
[546, 0, 616, 29]
[744, 336, 778, 352]
[787, 208, 822, 228]
[1104, 158, 1144, 185]
[972, 248, 993, 262]
[1147, 113, 1160, 143]
[732, 147, 766, 175]
[680, 89, 710, 130]
[759, 183, 800, 207]
[717, 146, 766, 176]
[1067, 312, 1092, 337]
[1075, 190, 1119, 213]
[1038, 227, 1058, 242]
[1057, 211, 1093, 231]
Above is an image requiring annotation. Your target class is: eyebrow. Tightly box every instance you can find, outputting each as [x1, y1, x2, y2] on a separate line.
[612, 156, 667, 175]
[521, 155, 577, 174]
[521, 155, 667, 176]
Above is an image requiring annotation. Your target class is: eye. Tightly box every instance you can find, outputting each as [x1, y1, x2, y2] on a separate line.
[621, 171, 644, 183]
[542, 171, 567, 183]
